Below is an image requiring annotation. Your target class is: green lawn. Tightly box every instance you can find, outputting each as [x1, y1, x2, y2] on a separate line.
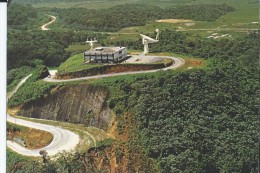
[57, 53, 103, 73]
[65, 44, 91, 55]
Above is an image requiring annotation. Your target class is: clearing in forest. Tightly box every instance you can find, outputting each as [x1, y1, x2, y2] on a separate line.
[155, 19, 194, 23]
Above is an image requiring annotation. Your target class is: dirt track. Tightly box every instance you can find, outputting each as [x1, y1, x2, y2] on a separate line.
[41, 15, 56, 31]
[156, 19, 194, 23]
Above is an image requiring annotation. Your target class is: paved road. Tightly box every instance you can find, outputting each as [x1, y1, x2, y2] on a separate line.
[7, 75, 80, 157]
[41, 15, 56, 31]
[7, 56, 184, 156]
[44, 56, 185, 82]
[7, 74, 32, 99]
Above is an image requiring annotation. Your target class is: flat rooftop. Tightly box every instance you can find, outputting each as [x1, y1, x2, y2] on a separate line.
[85, 47, 126, 54]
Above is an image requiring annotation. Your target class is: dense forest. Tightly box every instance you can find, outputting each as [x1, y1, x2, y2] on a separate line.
[7, 30, 107, 70]
[51, 4, 234, 31]
[8, 65, 56, 107]
[112, 30, 259, 63]
[8, 3, 234, 32]
[7, 1, 259, 173]
[7, 3, 234, 71]
[12, 0, 108, 3]
[10, 0, 203, 6]
[7, 4, 38, 29]
[106, 31, 259, 172]
[7, 31, 259, 172]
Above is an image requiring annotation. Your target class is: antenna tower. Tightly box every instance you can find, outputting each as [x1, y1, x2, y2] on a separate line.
[86, 38, 98, 50]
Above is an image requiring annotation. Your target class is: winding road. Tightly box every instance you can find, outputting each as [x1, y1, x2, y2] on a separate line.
[41, 15, 56, 31]
[7, 75, 80, 157]
[44, 56, 185, 82]
[7, 56, 184, 156]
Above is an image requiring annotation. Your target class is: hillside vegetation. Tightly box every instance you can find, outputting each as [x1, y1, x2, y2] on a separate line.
[51, 4, 234, 32]
[103, 32, 259, 172]
[7, 66, 34, 92]
[8, 4, 38, 29]
[109, 29, 260, 60]
[6, 2, 236, 71]
[10, 0, 203, 8]
[6, 1, 259, 172]
[7, 122, 53, 149]
[7, 31, 259, 172]
[57, 53, 103, 73]
[8, 66, 56, 107]
[7, 30, 107, 70]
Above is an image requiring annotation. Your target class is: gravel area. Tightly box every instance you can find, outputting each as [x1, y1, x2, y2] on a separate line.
[124, 55, 165, 64]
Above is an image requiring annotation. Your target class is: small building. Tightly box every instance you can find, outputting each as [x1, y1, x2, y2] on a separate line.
[84, 47, 128, 63]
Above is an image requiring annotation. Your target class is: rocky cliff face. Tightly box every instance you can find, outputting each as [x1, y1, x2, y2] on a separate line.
[17, 84, 113, 130]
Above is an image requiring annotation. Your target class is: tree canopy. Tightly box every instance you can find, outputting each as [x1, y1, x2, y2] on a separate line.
[51, 4, 234, 31]
[106, 32, 259, 172]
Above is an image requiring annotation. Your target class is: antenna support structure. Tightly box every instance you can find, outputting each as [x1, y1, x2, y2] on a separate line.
[140, 29, 159, 54]
[86, 38, 98, 50]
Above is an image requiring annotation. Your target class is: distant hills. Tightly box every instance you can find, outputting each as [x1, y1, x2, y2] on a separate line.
[12, 0, 106, 4]
[11, 0, 194, 5]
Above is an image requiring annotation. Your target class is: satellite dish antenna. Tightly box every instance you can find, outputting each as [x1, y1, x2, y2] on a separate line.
[155, 28, 160, 40]
[140, 29, 159, 54]
[86, 38, 98, 50]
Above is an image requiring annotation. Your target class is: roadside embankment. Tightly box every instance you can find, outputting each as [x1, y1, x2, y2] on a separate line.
[16, 84, 114, 130]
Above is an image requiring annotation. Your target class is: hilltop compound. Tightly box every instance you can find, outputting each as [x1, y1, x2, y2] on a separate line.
[84, 47, 128, 63]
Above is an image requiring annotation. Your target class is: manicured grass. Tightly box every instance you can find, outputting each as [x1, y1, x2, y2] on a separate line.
[128, 49, 143, 55]
[57, 53, 103, 73]
[7, 122, 53, 149]
[65, 44, 91, 55]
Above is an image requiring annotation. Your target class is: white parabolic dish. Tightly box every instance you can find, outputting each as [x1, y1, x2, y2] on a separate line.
[140, 34, 159, 43]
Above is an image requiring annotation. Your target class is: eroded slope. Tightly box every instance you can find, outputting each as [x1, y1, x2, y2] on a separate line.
[17, 84, 113, 130]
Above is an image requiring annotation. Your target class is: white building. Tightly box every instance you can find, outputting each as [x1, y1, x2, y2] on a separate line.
[84, 47, 128, 63]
